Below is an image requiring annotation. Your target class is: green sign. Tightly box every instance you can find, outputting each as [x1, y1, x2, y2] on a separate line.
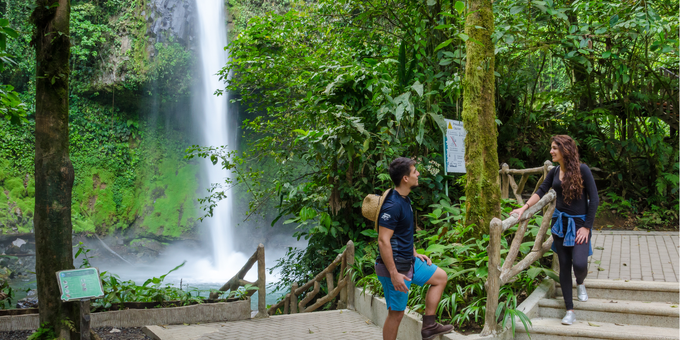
[56, 268, 105, 301]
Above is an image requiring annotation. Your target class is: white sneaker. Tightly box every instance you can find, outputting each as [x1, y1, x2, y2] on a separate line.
[577, 284, 588, 302]
[561, 310, 576, 325]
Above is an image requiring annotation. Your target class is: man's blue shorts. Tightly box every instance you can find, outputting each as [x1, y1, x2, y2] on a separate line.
[375, 257, 438, 311]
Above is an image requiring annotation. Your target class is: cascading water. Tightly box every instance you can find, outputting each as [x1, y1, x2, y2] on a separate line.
[194, 0, 238, 269]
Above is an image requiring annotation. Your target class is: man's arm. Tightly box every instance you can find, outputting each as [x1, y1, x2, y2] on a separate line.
[378, 226, 410, 292]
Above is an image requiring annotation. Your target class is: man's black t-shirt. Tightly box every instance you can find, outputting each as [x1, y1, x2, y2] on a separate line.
[376, 189, 414, 261]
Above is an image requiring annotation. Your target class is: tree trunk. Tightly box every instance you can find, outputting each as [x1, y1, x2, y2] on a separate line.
[31, 0, 76, 338]
[462, 0, 501, 237]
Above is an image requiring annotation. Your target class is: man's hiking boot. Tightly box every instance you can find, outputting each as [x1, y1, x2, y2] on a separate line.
[421, 315, 453, 340]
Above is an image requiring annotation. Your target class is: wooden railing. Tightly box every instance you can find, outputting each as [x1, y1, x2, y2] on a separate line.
[499, 160, 553, 205]
[481, 189, 557, 336]
[209, 244, 268, 318]
[267, 240, 355, 315]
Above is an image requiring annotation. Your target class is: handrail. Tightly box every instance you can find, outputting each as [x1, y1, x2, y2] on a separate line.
[267, 240, 355, 315]
[499, 160, 553, 205]
[209, 244, 268, 318]
[481, 189, 557, 336]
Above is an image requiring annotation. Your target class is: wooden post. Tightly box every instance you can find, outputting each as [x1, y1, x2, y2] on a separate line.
[255, 244, 268, 318]
[481, 218, 503, 336]
[298, 281, 320, 313]
[282, 294, 290, 314]
[500, 163, 509, 199]
[80, 299, 90, 340]
[326, 272, 334, 294]
[337, 253, 348, 309]
[346, 241, 355, 310]
[290, 283, 298, 314]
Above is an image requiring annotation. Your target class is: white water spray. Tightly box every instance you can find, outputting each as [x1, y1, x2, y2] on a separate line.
[194, 0, 239, 269]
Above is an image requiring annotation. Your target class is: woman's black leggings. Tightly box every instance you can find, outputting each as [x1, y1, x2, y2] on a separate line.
[553, 233, 590, 310]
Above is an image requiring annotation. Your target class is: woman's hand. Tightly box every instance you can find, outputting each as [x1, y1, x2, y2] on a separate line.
[575, 227, 589, 244]
[510, 205, 528, 219]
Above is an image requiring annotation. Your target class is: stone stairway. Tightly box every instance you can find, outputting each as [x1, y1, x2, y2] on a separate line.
[517, 279, 679, 340]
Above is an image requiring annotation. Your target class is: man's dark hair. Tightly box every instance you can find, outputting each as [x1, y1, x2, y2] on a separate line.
[389, 157, 416, 186]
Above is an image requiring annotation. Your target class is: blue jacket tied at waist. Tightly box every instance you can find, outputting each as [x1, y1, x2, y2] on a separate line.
[551, 208, 592, 256]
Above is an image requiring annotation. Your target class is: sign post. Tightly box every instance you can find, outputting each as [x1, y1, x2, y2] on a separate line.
[56, 268, 105, 340]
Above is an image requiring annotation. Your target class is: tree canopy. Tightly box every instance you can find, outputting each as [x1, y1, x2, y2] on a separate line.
[205, 0, 677, 271]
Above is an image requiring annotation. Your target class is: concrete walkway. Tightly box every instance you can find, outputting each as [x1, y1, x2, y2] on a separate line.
[589, 230, 678, 282]
[144, 310, 385, 340]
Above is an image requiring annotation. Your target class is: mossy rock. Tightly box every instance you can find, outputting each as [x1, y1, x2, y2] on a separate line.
[0, 266, 11, 281]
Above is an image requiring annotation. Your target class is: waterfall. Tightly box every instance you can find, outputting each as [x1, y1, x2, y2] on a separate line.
[194, 0, 235, 269]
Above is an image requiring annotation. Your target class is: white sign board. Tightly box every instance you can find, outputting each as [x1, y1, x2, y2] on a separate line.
[444, 119, 466, 173]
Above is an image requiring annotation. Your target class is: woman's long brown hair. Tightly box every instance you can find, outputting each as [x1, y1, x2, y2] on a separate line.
[551, 135, 583, 204]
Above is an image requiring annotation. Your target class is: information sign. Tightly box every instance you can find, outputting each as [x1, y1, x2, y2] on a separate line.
[56, 268, 105, 302]
[444, 119, 467, 173]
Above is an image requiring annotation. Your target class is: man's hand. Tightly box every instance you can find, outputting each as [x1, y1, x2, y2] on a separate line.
[415, 253, 432, 266]
[575, 227, 589, 244]
[390, 272, 411, 293]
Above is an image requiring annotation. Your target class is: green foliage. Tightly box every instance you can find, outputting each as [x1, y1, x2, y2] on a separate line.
[354, 199, 555, 329]
[493, 0, 679, 222]
[27, 323, 57, 340]
[0, 0, 201, 236]
[74, 245, 212, 309]
[69, 3, 115, 91]
[0, 279, 14, 309]
[74, 241, 94, 268]
[0, 16, 27, 124]
[194, 0, 470, 297]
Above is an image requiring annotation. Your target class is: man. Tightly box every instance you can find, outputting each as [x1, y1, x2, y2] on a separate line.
[375, 157, 453, 340]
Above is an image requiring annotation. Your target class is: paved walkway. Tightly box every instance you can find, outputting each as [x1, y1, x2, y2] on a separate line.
[145, 230, 679, 340]
[144, 310, 385, 340]
[588, 230, 678, 282]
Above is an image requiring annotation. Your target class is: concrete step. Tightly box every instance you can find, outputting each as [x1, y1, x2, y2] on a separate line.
[515, 317, 679, 340]
[539, 298, 679, 328]
[555, 279, 679, 303]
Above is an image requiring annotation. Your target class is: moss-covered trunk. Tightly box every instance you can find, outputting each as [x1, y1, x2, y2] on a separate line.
[31, 0, 77, 338]
[462, 0, 501, 237]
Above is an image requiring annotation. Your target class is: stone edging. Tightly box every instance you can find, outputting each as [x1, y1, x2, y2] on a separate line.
[354, 278, 554, 339]
[592, 230, 678, 236]
[0, 299, 250, 331]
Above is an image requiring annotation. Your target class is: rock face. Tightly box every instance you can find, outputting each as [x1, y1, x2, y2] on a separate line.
[0, 234, 35, 282]
[94, 0, 197, 88]
[146, 0, 196, 44]
[16, 289, 38, 309]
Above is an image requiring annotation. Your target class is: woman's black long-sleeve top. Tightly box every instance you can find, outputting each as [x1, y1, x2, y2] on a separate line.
[535, 164, 599, 230]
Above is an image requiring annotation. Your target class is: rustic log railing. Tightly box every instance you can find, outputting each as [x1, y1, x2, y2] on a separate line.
[267, 240, 355, 315]
[209, 243, 268, 318]
[481, 188, 557, 336]
[499, 160, 553, 205]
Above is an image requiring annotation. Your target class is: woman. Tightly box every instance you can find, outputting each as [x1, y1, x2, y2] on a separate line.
[510, 135, 599, 325]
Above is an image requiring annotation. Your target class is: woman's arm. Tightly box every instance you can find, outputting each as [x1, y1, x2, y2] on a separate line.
[510, 166, 556, 218]
[581, 164, 599, 229]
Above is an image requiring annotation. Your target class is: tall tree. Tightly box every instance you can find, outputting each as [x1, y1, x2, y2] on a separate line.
[462, 0, 500, 236]
[31, 0, 77, 337]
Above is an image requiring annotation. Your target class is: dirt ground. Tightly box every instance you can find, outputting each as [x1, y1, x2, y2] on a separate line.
[594, 210, 678, 232]
[0, 327, 152, 340]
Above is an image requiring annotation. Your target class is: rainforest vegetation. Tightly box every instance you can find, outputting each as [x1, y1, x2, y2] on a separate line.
[0, 0, 677, 332]
[201, 0, 679, 328]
